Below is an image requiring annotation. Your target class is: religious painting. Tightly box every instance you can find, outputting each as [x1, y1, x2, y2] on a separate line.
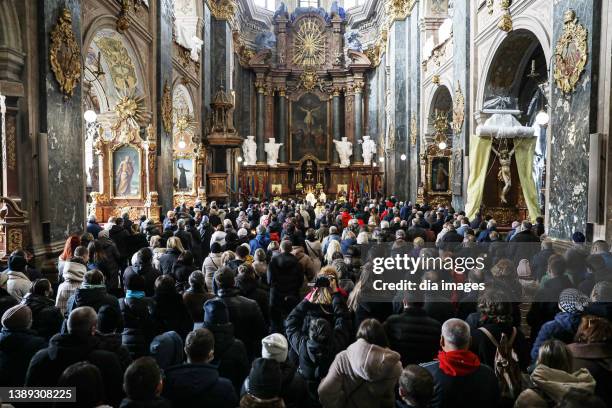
[113, 145, 141, 198]
[174, 158, 194, 192]
[431, 157, 450, 192]
[271, 184, 282, 196]
[290, 93, 329, 162]
[337, 184, 348, 195]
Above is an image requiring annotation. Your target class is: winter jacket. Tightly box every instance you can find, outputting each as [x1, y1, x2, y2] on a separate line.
[25, 333, 124, 407]
[66, 286, 121, 319]
[183, 289, 213, 323]
[268, 252, 304, 309]
[151, 290, 193, 339]
[158, 249, 182, 276]
[21, 293, 63, 340]
[123, 263, 161, 297]
[238, 277, 270, 324]
[527, 275, 573, 340]
[318, 338, 402, 408]
[109, 224, 131, 261]
[469, 322, 530, 371]
[56, 261, 87, 315]
[421, 351, 499, 408]
[149, 331, 184, 370]
[241, 361, 306, 408]
[162, 362, 238, 408]
[87, 221, 103, 238]
[174, 229, 193, 251]
[215, 288, 266, 361]
[203, 253, 223, 293]
[6, 270, 31, 301]
[0, 328, 46, 386]
[119, 296, 158, 359]
[384, 307, 441, 366]
[89, 257, 121, 292]
[169, 261, 198, 292]
[292, 246, 318, 282]
[567, 342, 612, 406]
[250, 234, 271, 255]
[240, 394, 286, 408]
[531, 248, 555, 281]
[515, 364, 596, 407]
[531, 312, 582, 362]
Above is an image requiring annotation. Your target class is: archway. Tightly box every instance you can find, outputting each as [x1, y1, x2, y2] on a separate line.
[426, 85, 453, 147]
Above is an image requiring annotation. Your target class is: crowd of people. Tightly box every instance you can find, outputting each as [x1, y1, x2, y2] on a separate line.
[0, 196, 611, 408]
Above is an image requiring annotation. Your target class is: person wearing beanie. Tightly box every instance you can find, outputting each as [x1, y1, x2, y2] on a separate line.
[123, 248, 161, 297]
[195, 298, 249, 393]
[531, 288, 590, 361]
[0, 304, 46, 386]
[119, 274, 157, 359]
[150, 331, 184, 370]
[162, 328, 238, 408]
[240, 358, 285, 408]
[262, 333, 288, 363]
[66, 269, 121, 319]
[203, 242, 223, 294]
[95, 304, 132, 372]
[6, 254, 32, 301]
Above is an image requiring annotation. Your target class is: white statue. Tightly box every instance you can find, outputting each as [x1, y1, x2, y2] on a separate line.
[361, 135, 376, 165]
[242, 135, 257, 165]
[334, 137, 353, 168]
[264, 137, 283, 167]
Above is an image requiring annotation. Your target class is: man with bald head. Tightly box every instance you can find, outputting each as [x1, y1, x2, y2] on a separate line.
[26, 306, 124, 406]
[421, 318, 499, 408]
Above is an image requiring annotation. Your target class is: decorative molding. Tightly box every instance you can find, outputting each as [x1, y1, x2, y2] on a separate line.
[207, 0, 237, 21]
[452, 81, 465, 134]
[49, 8, 81, 98]
[386, 0, 417, 21]
[553, 9, 588, 94]
[364, 30, 388, 68]
[410, 112, 417, 146]
[497, 0, 513, 32]
[161, 81, 173, 133]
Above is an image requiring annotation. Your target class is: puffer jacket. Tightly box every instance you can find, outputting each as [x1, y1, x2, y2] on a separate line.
[203, 322, 250, 393]
[158, 248, 181, 276]
[6, 270, 31, 301]
[119, 297, 158, 358]
[21, 293, 64, 340]
[318, 338, 402, 408]
[0, 328, 46, 386]
[531, 312, 582, 361]
[384, 307, 441, 366]
[568, 342, 612, 406]
[515, 364, 596, 407]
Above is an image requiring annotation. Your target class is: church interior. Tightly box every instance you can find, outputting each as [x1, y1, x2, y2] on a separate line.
[2, 1, 612, 407]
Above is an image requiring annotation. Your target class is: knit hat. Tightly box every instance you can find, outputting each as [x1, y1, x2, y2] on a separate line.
[97, 304, 122, 333]
[98, 229, 110, 239]
[150, 331, 184, 370]
[261, 333, 288, 363]
[559, 288, 589, 314]
[8, 255, 27, 272]
[517, 259, 532, 278]
[1, 304, 32, 330]
[248, 358, 282, 400]
[203, 298, 229, 326]
[572, 231, 586, 243]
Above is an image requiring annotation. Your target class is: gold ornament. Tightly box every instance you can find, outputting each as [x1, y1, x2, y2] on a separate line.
[497, 0, 512, 32]
[292, 18, 326, 68]
[486, 0, 494, 14]
[410, 112, 417, 146]
[299, 69, 320, 91]
[386, 0, 416, 20]
[452, 82, 465, 134]
[161, 81, 173, 133]
[208, 0, 237, 21]
[112, 93, 145, 133]
[554, 9, 588, 94]
[49, 8, 81, 98]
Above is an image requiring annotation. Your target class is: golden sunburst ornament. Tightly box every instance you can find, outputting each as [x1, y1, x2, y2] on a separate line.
[292, 18, 325, 68]
[112, 93, 145, 131]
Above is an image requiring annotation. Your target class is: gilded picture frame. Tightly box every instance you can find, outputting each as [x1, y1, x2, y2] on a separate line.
[110, 143, 143, 199]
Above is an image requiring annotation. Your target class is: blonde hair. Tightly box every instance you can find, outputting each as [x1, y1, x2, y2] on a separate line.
[166, 237, 185, 253]
[325, 240, 342, 264]
[149, 235, 162, 248]
[413, 237, 425, 247]
[221, 250, 236, 265]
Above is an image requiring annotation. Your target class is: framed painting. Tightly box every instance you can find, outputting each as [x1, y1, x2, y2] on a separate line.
[112, 145, 141, 198]
[289, 93, 330, 163]
[174, 157, 195, 193]
[431, 156, 450, 192]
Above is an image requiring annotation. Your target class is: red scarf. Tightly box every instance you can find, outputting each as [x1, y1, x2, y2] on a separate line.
[437, 350, 481, 377]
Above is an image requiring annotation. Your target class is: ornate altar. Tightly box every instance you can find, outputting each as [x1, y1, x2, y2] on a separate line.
[0, 197, 29, 261]
[89, 97, 161, 223]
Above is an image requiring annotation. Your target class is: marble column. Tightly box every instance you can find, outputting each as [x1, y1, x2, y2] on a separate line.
[157, 0, 174, 212]
[256, 81, 266, 163]
[39, 0, 85, 242]
[332, 88, 342, 162]
[353, 83, 364, 163]
[278, 88, 288, 163]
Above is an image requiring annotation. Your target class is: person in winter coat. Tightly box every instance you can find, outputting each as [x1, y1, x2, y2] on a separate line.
[5, 254, 32, 301]
[384, 291, 441, 366]
[516, 339, 596, 407]
[214, 266, 266, 361]
[56, 246, 89, 315]
[150, 275, 193, 340]
[150, 331, 184, 370]
[120, 357, 172, 408]
[57, 361, 116, 408]
[87, 215, 103, 238]
[396, 365, 434, 408]
[162, 328, 238, 408]
[285, 289, 350, 407]
[123, 248, 161, 297]
[240, 358, 286, 408]
[0, 304, 46, 386]
[421, 318, 499, 408]
[26, 306, 124, 407]
[183, 271, 213, 324]
[158, 236, 185, 275]
[119, 274, 158, 359]
[88, 240, 121, 294]
[95, 303, 132, 372]
[237, 264, 270, 324]
[531, 288, 590, 362]
[318, 319, 402, 408]
[268, 240, 305, 332]
[250, 225, 272, 255]
[169, 251, 198, 292]
[567, 315, 612, 406]
[292, 245, 317, 283]
[194, 298, 250, 393]
[203, 242, 223, 294]
[21, 278, 63, 340]
[66, 269, 121, 320]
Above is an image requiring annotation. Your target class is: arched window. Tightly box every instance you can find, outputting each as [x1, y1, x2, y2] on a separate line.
[254, 0, 276, 11]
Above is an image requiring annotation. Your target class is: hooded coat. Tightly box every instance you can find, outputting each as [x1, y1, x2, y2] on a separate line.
[318, 338, 402, 408]
[0, 328, 46, 386]
[202, 252, 223, 293]
[21, 293, 64, 340]
[514, 364, 596, 407]
[149, 331, 184, 370]
[56, 261, 87, 315]
[6, 270, 31, 301]
[567, 342, 612, 406]
[384, 307, 441, 366]
[531, 312, 582, 361]
[119, 296, 158, 359]
[292, 247, 317, 282]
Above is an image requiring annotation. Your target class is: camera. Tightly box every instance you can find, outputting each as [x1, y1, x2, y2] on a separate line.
[313, 275, 331, 288]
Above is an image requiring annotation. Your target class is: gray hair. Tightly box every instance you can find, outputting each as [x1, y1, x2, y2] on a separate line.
[67, 306, 97, 337]
[88, 214, 97, 223]
[441, 318, 470, 349]
[177, 219, 186, 229]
